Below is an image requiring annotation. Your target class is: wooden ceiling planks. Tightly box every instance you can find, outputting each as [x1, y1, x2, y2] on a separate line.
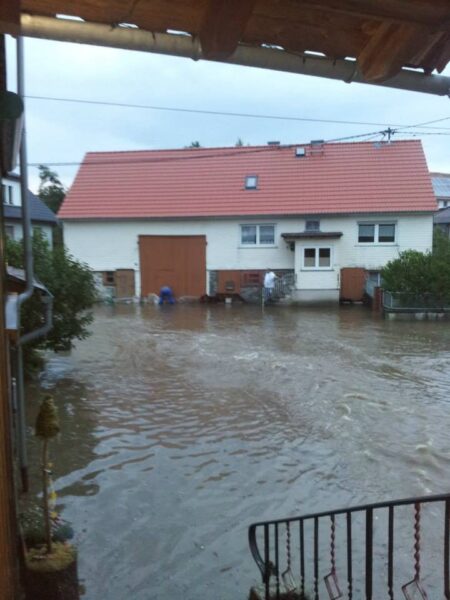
[0, 0, 20, 33]
[200, 0, 257, 59]
[14, 0, 450, 81]
[358, 21, 430, 81]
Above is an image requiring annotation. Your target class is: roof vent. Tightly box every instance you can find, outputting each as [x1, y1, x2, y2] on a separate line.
[295, 147, 306, 157]
[267, 141, 280, 146]
[310, 139, 324, 156]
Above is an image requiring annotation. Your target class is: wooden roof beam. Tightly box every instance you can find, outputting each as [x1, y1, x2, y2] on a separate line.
[295, 0, 450, 30]
[358, 21, 430, 81]
[0, 0, 20, 35]
[199, 0, 257, 60]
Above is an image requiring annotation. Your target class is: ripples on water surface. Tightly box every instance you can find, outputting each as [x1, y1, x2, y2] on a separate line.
[26, 304, 450, 599]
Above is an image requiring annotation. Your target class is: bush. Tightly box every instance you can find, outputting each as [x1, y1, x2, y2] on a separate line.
[381, 229, 450, 306]
[6, 231, 97, 363]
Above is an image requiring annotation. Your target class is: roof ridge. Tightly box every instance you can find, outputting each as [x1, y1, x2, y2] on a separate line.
[84, 139, 420, 158]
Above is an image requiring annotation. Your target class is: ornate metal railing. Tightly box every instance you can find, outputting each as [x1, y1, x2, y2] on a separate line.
[263, 273, 296, 304]
[248, 492, 450, 599]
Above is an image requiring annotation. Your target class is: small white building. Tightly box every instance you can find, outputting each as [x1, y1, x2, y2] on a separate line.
[59, 140, 436, 303]
[3, 175, 57, 246]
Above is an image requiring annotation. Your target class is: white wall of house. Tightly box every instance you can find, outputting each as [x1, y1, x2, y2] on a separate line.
[291, 214, 433, 301]
[63, 213, 434, 297]
[5, 221, 53, 245]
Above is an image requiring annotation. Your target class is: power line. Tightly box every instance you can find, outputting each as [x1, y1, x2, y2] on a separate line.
[29, 127, 450, 169]
[394, 130, 450, 136]
[400, 115, 450, 130]
[25, 94, 450, 131]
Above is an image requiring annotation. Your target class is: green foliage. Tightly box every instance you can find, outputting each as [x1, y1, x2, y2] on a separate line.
[381, 229, 450, 305]
[186, 141, 201, 148]
[38, 165, 66, 214]
[5, 230, 97, 356]
[235, 138, 244, 146]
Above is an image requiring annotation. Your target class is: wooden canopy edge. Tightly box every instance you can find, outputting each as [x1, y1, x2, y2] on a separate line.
[14, 15, 450, 97]
[0, 1, 449, 83]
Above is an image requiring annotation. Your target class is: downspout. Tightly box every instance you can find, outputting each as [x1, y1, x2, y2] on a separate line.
[14, 36, 53, 492]
[14, 36, 33, 493]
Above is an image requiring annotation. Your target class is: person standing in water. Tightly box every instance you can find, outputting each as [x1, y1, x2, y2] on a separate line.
[263, 269, 277, 302]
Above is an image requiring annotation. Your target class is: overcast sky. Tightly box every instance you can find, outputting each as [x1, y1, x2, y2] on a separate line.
[5, 35, 450, 192]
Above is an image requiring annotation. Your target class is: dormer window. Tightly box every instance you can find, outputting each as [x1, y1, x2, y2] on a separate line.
[305, 219, 320, 232]
[245, 175, 258, 190]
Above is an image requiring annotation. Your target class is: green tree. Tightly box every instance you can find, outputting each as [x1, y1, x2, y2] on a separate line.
[38, 165, 66, 214]
[186, 141, 201, 148]
[6, 231, 97, 364]
[235, 138, 244, 147]
[38, 165, 66, 247]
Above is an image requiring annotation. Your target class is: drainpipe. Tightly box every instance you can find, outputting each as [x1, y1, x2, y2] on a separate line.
[14, 36, 53, 492]
[14, 36, 33, 493]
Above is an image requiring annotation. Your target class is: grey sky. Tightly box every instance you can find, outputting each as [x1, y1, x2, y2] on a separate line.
[6, 35, 450, 192]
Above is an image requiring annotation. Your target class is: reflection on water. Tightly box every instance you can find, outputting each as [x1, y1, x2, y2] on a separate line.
[26, 304, 450, 599]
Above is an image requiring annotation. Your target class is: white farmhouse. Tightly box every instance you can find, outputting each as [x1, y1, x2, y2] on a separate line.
[59, 140, 436, 303]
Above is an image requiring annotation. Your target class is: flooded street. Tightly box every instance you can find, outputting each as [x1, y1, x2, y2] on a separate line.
[26, 304, 450, 600]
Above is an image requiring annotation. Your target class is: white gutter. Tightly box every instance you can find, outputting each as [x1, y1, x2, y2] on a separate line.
[20, 15, 450, 97]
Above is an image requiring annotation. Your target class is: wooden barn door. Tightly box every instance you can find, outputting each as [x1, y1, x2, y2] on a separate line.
[139, 235, 206, 297]
[340, 267, 366, 301]
[115, 269, 135, 298]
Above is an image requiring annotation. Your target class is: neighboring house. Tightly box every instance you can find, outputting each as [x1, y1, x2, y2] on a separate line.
[2, 174, 57, 246]
[59, 140, 436, 303]
[431, 173, 450, 238]
[431, 172, 450, 209]
[434, 207, 450, 238]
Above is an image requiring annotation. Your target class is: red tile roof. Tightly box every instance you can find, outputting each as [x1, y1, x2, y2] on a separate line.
[59, 140, 436, 220]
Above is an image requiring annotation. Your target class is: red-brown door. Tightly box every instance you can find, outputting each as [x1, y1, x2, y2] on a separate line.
[139, 235, 206, 297]
[340, 267, 366, 301]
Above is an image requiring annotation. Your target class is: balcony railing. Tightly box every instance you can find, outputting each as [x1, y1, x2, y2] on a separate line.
[248, 492, 450, 599]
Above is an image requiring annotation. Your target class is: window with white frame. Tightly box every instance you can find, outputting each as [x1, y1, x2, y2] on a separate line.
[240, 224, 275, 246]
[2, 184, 13, 205]
[358, 223, 396, 243]
[303, 247, 331, 269]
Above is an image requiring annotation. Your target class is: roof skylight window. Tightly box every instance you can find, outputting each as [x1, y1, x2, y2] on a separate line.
[245, 175, 258, 189]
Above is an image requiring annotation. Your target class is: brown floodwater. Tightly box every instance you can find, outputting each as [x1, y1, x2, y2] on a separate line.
[25, 304, 450, 599]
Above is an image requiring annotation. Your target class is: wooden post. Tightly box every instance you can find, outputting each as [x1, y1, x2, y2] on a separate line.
[0, 32, 20, 599]
[373, 286, 383, 313]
